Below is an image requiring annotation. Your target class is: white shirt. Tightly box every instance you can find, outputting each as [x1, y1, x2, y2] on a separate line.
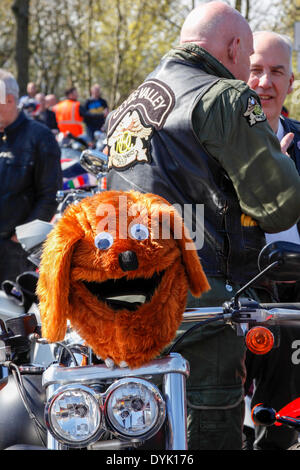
[265, 119, 300, 245]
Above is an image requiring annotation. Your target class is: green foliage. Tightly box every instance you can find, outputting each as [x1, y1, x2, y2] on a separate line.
[97, 0, 183, 107]
[4, 0, 300, 119]
[0, 1, 15, 71]
[3, 0, 185, 107]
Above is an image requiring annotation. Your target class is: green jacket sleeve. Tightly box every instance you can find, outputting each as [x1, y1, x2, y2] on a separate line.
[193, 80, 300, 233]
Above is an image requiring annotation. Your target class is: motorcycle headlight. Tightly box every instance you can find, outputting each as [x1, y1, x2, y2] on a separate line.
[45, 385, 102, 447]
[104, 378, 166, 440]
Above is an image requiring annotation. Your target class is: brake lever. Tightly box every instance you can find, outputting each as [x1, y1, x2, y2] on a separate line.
[225, 298, 271, 324]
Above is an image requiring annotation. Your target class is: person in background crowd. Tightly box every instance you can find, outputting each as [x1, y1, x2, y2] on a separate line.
[54, 86, 84, 137]
[34, 92, 59, 134]
[22, 99, 38, 119]
[106, 2, 300, 449]
[83, 83, 109, 140]
[45, 93, 57, 110]
[19, 82, 38, 108]
[245, 30, 300, 450]
[0, 69, 62, 284]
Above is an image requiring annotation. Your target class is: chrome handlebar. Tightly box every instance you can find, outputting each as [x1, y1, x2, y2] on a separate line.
[182, 305, 300, 324]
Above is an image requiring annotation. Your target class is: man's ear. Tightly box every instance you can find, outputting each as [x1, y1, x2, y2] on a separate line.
[6, 94, 14, 105]
[287, 72, 295, 95]
[228, 37, 240, 65]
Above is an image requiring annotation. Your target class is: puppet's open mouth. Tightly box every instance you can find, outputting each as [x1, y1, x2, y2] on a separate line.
[82, 271, 165, 311]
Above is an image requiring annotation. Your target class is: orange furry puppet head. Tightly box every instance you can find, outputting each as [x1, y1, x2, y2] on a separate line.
[37, 190, 210, 368]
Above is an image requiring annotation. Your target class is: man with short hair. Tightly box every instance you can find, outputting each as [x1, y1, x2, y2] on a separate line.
[19, 81, 38, 108]
[34, 92, 59, 133]
[45, 94, 57, 110]
[106, 2, 300, 449]
[54, 86, 85, 137]
[0, 70, 62, 284]
[246, 30, 300, 450]
[83, 83, 109, 140]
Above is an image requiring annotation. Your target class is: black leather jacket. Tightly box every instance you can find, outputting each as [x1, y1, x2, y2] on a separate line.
[282, 116, 300, 172]
[0, 111, 62, 238]
[107, 47, 300, 283]
[107, 55, 267, 283]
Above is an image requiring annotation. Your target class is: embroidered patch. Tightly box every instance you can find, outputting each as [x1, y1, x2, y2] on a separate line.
[108, 110, 153, 170]
[107, 79, 175, 170]
[243, 96, 266, 127]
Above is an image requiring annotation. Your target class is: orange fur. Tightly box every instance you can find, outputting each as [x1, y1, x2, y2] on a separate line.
[37, 190, 210, 368]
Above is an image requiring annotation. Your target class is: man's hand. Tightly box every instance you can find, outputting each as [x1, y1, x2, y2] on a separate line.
[280, 132, 294, 155]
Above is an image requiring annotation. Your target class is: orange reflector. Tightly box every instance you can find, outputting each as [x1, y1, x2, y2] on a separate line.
[245, 327, 274, 355]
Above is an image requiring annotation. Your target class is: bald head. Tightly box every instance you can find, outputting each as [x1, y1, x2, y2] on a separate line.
[45, 94, 57, 108]
[27, 82, 37, 98]
[180, 1, 253, 82]
[253, 31, 293, 73]
[248, 31, 294, 132]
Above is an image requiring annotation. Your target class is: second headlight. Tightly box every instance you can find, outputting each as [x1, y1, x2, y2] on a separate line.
[104, 378, 166, 440]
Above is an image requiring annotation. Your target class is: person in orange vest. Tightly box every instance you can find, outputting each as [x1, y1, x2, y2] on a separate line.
[54, 87, 85, 137]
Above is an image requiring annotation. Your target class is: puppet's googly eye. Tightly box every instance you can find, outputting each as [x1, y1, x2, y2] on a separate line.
[95, 232, 114, 250]
[130, 224, 149, 241]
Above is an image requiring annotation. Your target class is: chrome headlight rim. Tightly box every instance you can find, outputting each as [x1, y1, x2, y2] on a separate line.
[104, 377, 166, 440]
[45, 384, 103, 448]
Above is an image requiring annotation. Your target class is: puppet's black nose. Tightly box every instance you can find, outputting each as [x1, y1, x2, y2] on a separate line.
[119, 251, 139, 272]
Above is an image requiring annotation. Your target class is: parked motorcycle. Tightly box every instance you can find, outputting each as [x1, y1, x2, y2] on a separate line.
[54, 148, 108, 220]
[57, 131, 89, 161]
[252, 399, 300, 450]
[1, 239, 300, 450]
[0, 220, 57, 375]
[58, 132, 99, 192]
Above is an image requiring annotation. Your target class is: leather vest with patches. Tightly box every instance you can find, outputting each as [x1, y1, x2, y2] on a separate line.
[107, 56, 266, 284]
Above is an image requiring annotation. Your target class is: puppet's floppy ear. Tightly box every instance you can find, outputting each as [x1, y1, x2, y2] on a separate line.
[160, 202, 210, 297]
[37, 207, 85, 342]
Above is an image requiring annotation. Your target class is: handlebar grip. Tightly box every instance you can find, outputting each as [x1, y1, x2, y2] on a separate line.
[260, 303, 300, 310]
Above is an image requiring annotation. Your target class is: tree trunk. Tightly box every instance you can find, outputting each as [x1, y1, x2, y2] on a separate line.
[244, 0, 250, 21]
[234, 0, 242, 13]
[12, 0, 30, 97]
